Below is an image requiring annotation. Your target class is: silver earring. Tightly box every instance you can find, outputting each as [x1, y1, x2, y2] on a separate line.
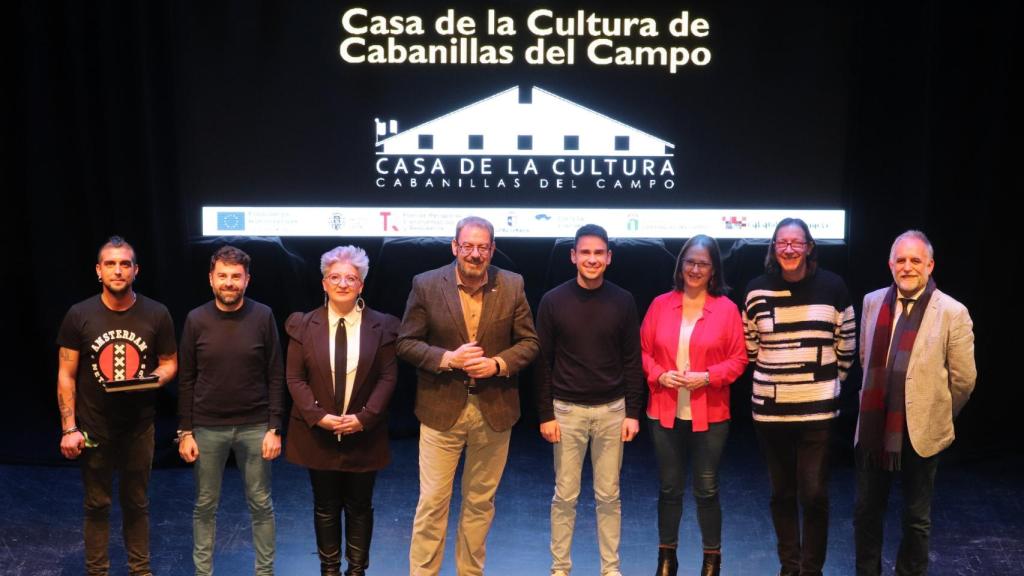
[356, 296, 366, 311]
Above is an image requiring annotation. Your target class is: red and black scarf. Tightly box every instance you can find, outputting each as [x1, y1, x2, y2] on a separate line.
[857, 278, 936, 470]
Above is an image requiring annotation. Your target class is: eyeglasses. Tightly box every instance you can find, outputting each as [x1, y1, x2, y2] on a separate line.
[457, 243, 491, 256]
[325, 273, 362, 286]
[774, 240, 809, 252]
[683, 259, 712, 271]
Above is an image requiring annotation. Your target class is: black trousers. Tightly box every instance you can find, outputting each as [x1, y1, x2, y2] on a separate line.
[756, 420, 832, 576]
[81, 421, 154, 576]
[854, 435, 940, 576]
[309, 469, 377, 575]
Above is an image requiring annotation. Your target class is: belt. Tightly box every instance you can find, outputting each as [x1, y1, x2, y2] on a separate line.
[451, 369, 479, 394]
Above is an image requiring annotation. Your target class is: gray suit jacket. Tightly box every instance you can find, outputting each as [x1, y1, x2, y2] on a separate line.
[857, 287, 977, 457]
[398, 262, 540, 432]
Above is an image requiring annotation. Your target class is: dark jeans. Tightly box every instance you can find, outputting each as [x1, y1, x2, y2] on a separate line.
[854, 435, 940, 576]
[80, 421, 154, 576]
[648, 418, 729, 550]
[756, 420, 832, 576]
[309, 468, 377, 574]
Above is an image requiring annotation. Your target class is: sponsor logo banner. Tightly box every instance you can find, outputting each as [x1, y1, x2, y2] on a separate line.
[202, 206, 846, 240]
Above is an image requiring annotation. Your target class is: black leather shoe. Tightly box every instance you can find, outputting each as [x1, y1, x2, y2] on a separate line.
[701, 551, 721, 576]
[656, 547, 678, 576]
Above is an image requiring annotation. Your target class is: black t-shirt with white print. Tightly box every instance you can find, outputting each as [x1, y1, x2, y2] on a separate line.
[56, 294, 176, 441]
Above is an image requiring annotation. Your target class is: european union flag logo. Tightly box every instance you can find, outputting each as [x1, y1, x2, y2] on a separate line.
[217, 212, 245, 231]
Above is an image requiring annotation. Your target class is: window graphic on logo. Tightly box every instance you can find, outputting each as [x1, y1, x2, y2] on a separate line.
[375, 86, 674, 157]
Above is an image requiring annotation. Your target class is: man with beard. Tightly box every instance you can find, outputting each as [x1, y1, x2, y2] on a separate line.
[177, 245, 285, 576]
[399, 216, 540, 576]
[57, 235, 178, 576]
[854, 230, 976, 575]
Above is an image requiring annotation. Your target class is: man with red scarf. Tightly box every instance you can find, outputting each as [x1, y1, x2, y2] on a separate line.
[854, 230, 977, 576]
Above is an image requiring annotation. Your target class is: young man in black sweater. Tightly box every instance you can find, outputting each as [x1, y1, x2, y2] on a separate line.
[535, 224, 645, 576]
[177, 245, 285, 576]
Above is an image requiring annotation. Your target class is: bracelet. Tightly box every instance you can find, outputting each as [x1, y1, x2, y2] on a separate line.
[493, 358, 501, 374]
[704, 372, 711, 386]
[177, 430, 193, 439]
[62, 426, 80, 436]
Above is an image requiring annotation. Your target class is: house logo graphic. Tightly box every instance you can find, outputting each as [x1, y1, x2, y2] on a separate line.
[376, 85, 673, 157]
[373, 85, 676, 192]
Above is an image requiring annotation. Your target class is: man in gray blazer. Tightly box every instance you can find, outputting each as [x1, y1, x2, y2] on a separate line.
[854, 230, 976, 576]
[398, 216, 540, 576]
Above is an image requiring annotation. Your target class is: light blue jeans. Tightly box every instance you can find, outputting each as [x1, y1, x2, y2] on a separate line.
[550, 397, 625, 576]
[193, 424, 275, 576]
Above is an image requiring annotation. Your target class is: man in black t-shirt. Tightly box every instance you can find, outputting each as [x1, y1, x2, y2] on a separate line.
[56, 236, 177, 576]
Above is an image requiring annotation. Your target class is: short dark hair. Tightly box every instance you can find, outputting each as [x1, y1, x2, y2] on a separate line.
[210, 245, 251, 274]
[765, 217, 818, 275]
[574, 224, 609, 249]
[673, 234, 729, 296]
[97, 235, 136, 264]
[455, 216, 494, 243]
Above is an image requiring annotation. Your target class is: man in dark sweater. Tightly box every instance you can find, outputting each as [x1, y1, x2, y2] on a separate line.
[177, 246, 285, 576]
[535, 224, 644, 576]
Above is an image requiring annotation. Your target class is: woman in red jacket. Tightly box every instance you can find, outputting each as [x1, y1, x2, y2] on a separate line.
[642, 235, 748, 576]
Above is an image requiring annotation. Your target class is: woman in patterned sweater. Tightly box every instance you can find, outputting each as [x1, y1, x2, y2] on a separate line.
[742, 218, 856, 576]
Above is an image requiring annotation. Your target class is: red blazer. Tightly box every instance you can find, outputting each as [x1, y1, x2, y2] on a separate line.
[641, 291, 747, 432]
[284, 306, 399, 472]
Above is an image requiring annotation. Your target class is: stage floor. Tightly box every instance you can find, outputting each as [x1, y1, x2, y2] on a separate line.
[2, 426, 1021, 575]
